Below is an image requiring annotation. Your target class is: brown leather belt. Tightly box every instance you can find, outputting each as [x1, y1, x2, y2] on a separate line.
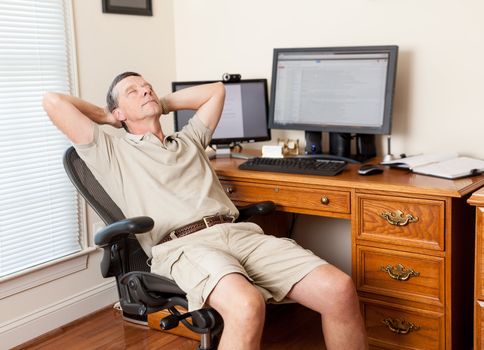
[158, 214, 236, 244]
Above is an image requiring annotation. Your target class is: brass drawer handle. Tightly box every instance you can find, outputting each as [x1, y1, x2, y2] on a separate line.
[320, 196, 329, 205]
[381, 264, 420, 281]
[382, 317, 420, 334]
[380, 210, 418, 226]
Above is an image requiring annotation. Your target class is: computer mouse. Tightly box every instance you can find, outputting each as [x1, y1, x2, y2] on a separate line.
[358, 164, 384, 175]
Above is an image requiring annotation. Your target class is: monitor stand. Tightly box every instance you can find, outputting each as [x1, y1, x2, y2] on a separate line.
[302, 131, 357, 163]
[329, 132, 376, 163]
[302, 131, 377, 163]
[329, 132, 352, 159]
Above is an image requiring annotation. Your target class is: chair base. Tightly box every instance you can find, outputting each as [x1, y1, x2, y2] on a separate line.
[147, 308, 201, 341]
[122, 311, 148, 325]
[122, 315, 148, 326]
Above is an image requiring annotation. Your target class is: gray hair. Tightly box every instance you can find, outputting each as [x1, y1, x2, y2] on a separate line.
[106, 71, 141, 112]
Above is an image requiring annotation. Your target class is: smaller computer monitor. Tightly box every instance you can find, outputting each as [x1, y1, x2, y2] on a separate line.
[172, 79, 270, 147]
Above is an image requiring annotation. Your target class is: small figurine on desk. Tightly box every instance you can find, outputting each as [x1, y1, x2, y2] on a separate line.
[278, 138, 300, 156]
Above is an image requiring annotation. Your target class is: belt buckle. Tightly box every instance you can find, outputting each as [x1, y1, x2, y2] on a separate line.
[202, 215, 214, 228]
[203, 214, 235, 228]
[202, 215, 213, 228]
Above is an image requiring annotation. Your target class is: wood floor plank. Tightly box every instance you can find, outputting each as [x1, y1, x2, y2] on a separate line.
[14, 303, 325, 349]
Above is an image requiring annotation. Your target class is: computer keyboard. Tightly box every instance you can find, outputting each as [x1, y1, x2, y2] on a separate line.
[239, 157, 347, 176]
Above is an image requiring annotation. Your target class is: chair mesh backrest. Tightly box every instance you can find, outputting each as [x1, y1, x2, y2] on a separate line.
[63, 147, 150, 272]
[63, 147, 125, 225]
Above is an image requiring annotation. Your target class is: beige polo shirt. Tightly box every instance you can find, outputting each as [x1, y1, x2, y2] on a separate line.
[74, 116, 238, 257]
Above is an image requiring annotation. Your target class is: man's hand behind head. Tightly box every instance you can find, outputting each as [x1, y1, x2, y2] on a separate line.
[103, 106, 122, 128]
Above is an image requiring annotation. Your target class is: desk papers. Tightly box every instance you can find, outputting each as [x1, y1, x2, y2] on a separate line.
[381, 153, 484, 179]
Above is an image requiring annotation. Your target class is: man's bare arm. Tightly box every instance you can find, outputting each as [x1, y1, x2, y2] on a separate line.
[43, 93, 120, 145]
[162, 82, 225, 132]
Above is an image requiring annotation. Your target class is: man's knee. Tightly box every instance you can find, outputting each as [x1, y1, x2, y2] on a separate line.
[317, 266, 359, 315]
[226, 287, 266, 326]
[332, 271, 358, 303]
[289, 264, 359, 314]
[207, 274, 265, 327]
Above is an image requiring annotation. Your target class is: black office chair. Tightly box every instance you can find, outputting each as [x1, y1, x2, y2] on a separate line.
[63, 146, 275, 350]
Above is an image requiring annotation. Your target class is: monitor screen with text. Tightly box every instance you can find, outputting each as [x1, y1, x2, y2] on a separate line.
[173, 79, 270, 145]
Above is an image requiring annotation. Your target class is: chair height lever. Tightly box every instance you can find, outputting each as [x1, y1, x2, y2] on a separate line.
[160, 312, 192, 330]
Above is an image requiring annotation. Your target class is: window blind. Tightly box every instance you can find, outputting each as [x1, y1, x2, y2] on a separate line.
[0, 0, 80, 278]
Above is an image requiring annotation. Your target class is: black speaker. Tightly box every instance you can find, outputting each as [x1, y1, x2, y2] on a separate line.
[329, 133, 351, 158]
[356, 134, 376, 160]
[304, 131, 322, 154]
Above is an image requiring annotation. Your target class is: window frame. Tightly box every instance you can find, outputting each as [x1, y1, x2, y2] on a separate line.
[0, 0, 91, 298]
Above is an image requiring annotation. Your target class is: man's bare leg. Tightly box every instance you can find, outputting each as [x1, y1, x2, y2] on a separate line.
[287, 264, 368, 350]
[206, 273, 265, 350]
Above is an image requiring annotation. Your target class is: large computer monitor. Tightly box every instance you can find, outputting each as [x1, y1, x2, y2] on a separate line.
[269, 45, 398, 161]
[172, 79, 270, 156]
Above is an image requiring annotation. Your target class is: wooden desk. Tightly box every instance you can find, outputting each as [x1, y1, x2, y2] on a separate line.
[468, 187, 484, 350]
[212, 157, 484, 350]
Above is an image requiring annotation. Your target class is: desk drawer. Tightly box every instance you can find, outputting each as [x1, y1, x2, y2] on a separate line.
[221, 180, 350, 214]
[356, 194, 445, 251]
[363, 300, 444, 350]
[357, 246, 444, 307]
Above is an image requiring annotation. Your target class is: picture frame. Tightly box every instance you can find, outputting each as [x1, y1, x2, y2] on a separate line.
[102, 0, 152, 16]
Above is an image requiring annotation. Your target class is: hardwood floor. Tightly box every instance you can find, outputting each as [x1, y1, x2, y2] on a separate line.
[14, 303, 325, 350]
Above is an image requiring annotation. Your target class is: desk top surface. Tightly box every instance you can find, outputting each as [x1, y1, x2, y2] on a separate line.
[211, 157, 484, 198]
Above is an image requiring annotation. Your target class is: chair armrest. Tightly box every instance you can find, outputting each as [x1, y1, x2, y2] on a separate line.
[94, 216, 154, 246]
[121, 271, 185, 295]
[236, 201, 276, 222]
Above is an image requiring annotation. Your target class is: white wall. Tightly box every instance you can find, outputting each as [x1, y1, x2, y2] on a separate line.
[172, 0, 484, 159]
[0, 1, 176, 348]
[74, 0, 177, 131]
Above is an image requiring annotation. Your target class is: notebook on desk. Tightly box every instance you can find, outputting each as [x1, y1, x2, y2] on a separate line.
[381, 153, 484, 179]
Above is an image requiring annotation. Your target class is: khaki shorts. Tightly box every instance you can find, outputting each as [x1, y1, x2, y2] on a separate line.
[150, 222, 326, 311]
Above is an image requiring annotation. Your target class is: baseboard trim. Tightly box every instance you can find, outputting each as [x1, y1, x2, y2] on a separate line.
[0, 280, 118, 349]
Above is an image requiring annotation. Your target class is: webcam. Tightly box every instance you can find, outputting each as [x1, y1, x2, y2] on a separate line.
[222, 73, 241, 82]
